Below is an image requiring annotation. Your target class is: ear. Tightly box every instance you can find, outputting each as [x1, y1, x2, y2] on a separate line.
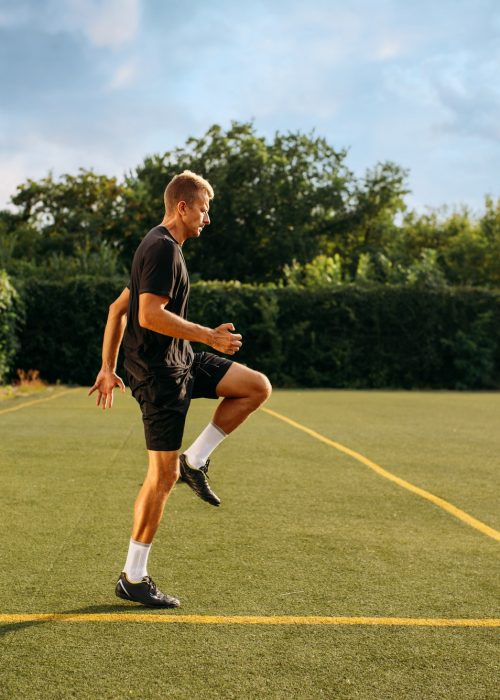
[177, 200, 187, 216]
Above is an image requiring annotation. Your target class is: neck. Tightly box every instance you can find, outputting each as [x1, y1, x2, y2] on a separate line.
[161, 217, 185, 246]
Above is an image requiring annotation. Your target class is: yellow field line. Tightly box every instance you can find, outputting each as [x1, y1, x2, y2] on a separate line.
[0, 388, 80, 416]
[262, 407, 500, 543]
[0, 614, 499, 627]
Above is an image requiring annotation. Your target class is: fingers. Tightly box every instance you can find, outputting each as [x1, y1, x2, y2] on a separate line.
[89, 374, 126, 407]
[98, 390, 115, 410]
[218, 323, 241, 339]
[94, 389, 110, 409]
[217, 323, 242, 339]
[219, 337, 242, 355]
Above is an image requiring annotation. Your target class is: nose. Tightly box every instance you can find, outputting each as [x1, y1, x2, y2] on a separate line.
[204, 214, 210, 225]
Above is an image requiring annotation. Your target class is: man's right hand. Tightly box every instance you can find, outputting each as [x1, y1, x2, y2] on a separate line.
[88, 369, 126, 409]
[210, 323, 242, 355]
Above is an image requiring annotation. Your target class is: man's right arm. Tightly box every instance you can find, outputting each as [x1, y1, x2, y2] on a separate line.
[88, 287, 129, 409]
[139, 292, 242, 355]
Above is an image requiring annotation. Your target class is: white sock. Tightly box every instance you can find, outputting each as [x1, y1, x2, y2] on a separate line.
[123, 539, 151, 582]
[184, 421, 227, 468]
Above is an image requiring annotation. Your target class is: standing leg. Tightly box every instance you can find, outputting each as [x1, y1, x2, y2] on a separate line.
[132, 450, 180, 543]
[116, 451, 181, 608]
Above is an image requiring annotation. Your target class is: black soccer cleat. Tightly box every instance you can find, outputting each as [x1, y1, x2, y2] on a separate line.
[115, 573, 180, 608]
[178, 454, 221, 507]
[178, 456, 210, 480]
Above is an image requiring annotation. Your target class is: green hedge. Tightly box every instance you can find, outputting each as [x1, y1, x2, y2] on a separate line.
[13, 277, 123, 386]
[190, 283, 500, 389]
[12, 278, 500, 389]
[0, 270, 23, 383]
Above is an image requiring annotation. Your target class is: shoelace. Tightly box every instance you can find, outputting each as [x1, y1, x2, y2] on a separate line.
[143, 576, 157, 594]
[199, 458, 210, 477]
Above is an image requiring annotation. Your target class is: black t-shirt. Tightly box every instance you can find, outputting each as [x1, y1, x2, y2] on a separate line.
[123, 225, 194, 377]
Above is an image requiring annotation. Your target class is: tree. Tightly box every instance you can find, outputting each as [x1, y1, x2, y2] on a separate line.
[323, 161, 410, 281]
[383, 200, 500, 289]
[2, 121, 499, 289]
[129, 122, 353, 282]
[9, 169, 127, 258]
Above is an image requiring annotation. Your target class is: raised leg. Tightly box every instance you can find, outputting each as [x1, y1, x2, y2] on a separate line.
[213, 363, 272, 434]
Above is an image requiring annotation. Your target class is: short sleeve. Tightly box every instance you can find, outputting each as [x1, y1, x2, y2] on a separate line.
[139, 239, 178, 298]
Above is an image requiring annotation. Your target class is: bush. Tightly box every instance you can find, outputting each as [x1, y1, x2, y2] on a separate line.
[15, 277, 125, 385]
[271, 286, 500, 389]
[13, 279, 500, 389]
[0, 270, 23, 383]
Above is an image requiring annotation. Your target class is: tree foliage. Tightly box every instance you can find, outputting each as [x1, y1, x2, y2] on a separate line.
[128, 122, 354, 282]
[0, 121, 498, 288]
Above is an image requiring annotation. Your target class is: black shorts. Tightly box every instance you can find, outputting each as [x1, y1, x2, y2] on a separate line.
[126, 352, 233, 452]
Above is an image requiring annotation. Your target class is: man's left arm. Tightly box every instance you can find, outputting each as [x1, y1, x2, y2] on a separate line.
[88, 287, 129, 409]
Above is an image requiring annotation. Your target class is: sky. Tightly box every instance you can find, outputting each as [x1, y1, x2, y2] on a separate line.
[0, 0, 499, 213]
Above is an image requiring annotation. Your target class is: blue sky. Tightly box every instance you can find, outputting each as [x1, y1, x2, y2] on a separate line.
[0, 0, 499, 213]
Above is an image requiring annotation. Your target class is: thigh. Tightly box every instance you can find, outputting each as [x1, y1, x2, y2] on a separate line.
[129, 370, 192, 452]
[140, 400, 189, 452]
[214, 361, 267, 398]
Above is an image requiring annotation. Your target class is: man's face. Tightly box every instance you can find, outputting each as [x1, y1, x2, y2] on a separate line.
[182, 192, 210, 238]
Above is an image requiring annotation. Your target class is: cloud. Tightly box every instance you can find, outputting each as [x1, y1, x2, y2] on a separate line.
[0, 0, 141, 48]
[0, 0, 499, 211]
[106, 57, 139, 91]
[0, 130, 89, 205]
[66, 0, 140, 49]
[384, 46, 500, 143]
[432, 52, 500, 142]
[0, 123, 143, 206]
[0, 154, 30, 208]
[374, 39, 404, 61]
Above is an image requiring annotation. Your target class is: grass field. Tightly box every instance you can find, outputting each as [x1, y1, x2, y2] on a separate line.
[0, 388, 499, 699]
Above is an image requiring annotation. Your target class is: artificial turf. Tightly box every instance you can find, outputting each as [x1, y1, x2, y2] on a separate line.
[0, 388, 499, 699]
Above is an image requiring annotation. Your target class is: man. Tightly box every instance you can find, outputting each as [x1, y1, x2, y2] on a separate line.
[89, 170, 272, 608]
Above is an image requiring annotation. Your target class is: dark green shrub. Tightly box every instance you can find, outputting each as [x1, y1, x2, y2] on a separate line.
[13, 279, 500, 389]
[0, 270, 23, 383]
[15, 277, 126, 385]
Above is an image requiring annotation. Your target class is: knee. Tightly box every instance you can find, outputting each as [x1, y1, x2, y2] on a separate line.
[152, 469, 179, 495]
[160, 467, 180, 493]
[169, 462, 181, 485]
[251, 372, 272, 407]
[148, 455, 180, 492]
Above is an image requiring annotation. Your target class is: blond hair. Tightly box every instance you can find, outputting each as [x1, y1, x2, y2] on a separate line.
[164, 170, 214, 214]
